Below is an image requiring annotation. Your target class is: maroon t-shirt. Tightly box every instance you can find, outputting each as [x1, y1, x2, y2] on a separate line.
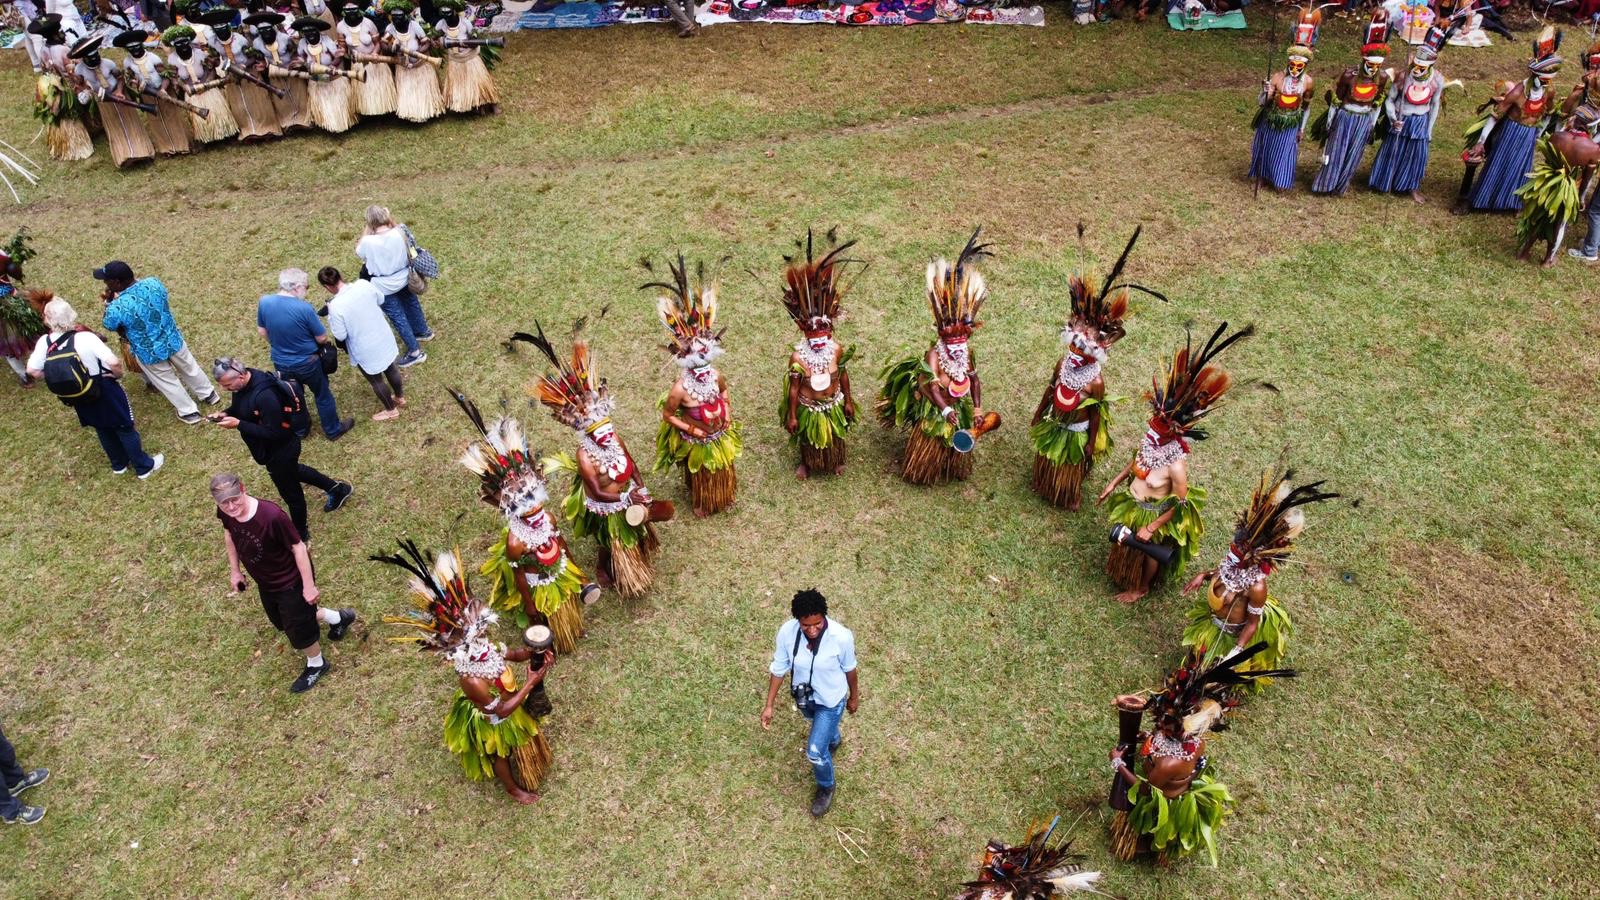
[216, 499, 303, 592]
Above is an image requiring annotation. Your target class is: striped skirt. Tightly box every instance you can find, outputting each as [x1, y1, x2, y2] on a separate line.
[1468, 119, 1539, 211]
[1248, 122, 1300, 190]
[1367, 114, 1431, 193]
[1310, 107, 1376, 195]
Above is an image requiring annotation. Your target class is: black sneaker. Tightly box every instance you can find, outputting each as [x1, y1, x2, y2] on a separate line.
[323, 481, 353, 512]
[9, 769, 48, 797]
[326, 608, 357, 641]
[326, 418, 357, 442]
[0, 804, 44, 825]
[179, 411, 204, 425]
[290, 663, 329, 694]
[202, 392, 223, 406]
[809, 786, 835, 818]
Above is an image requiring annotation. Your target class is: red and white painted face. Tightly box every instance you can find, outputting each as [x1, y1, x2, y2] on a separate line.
[521, 507, 549, 532]
[690, 364, 715, 383]
[590, 421, 617, 447]
[1146, 417, 1179, 445]
[804, 329, 833, 353]
[1411, 62, 1431, 80]
[943, 335, 969, 359]
[1287, 57, 1308, 78]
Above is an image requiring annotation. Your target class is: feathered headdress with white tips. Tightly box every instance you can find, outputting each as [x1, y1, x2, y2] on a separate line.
[512, 313, 617, 434]
[642, 253, 726, 368]
[1146, 322, 1254, 443]
[375, 541, 498, 673]
[927, 227, 993, 338]
[780, 227, 864, 334]
[1062, 224, 1167, 359]
[451, 390, 548, 520]
[1229, 464, 1340, 571]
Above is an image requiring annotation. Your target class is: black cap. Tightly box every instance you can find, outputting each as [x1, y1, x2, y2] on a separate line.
[292, 15, 331, 30]
[112, 29, 154, 49]
[68, 34, 105, 59]
[243, 11, 287, 26]
[197, 8, 238, 26]
[92, 261, 134, 282]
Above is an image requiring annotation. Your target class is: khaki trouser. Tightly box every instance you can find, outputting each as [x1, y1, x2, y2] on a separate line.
[142, 343, 216, 418]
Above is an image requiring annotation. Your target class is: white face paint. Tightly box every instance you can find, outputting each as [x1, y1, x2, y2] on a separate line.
[591, 422, 616, 446]
[691, 365, 714, 381]
[944, 338, 969, 365]
[522, 509, 548, 531]
[807, 336, 831, 353]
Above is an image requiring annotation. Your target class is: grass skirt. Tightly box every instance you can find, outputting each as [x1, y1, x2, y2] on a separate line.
[1514, 136, 1581, 246]
[443, 52, 498, 113]
[225, 82, 282, 141]
[307, 78, 358, 133]
[1103, 485, 1207, 589]
[655, 399, 742, 516]
[481, 530, 586, 654]
[878, 353, 976, 484]
[269, 75, 314, 132]
[187, 87, 239, 143]
[144, 101, 195, 155]
[1181, 594, 1291, 687]
[47, 119, 93, 161]
[352, 62, 398, 115]
[1029, 397, 1109, 507]
[35, 74, 93, 161]
[1468, 118, 1538, 211]
[97, 101, 154, 168]
[555, 455, 658, 599]
[780, 376, 852, 473]
[394, 63, 445, 123]
[1116, 770, 1233, 865]
[444, 689, 550, 790]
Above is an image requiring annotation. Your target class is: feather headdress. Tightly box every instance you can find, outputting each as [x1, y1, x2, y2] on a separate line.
[642, 253, 725, 365]
[1528, 25, 1564, 76]
[1148, 644, 1297, 737]
[1063, 225, 1167, 354]
[1146, 322, 1254, 442]
[511, 314, 616, 434]
[1229, 465, 1340, 572]
[927, 227, 993, 338]
[780, 227, 864, 335]
[375, 541, 496, 665]
[955, 819, 1113, 900]
[451, 389, 548, 520]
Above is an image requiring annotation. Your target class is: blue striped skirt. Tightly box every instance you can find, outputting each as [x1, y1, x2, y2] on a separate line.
[1367, 114, 1432, 193]
[1468, 119, 1539, 211]
[1311, 107, 1376, 194]
[1249, 122, 1301, 190]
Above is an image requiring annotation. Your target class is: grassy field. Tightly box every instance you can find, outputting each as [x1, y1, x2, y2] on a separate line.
[1, 14, 1597, 899]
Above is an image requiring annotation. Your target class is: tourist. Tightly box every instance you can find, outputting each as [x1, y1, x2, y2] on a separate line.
[95, 259, 221, 425]
[258, 267, 354, 440]
[318, 266, 404, 421]
[0, 722, 48, 826]
[354, 204, 431, 367]
[759, 589, 859, 819]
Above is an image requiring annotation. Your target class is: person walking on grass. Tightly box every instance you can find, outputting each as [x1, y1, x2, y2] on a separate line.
[94, 259, 222, 425]
[318, 266, 405, 422]
[354, 205, 432, 368]
[211, 356, 352, 542]
[258, 268, 355, 441]
[27, 296, 165, 479]
[212, 472, 357, 693]
[0, 722, 50, 826]
[759, 588, 858, 819]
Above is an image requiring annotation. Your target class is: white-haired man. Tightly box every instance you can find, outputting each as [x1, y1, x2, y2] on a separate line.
[257, 267, 353, 441]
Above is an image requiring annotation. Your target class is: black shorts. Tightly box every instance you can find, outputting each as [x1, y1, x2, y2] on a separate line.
[259, 583, 321, 650]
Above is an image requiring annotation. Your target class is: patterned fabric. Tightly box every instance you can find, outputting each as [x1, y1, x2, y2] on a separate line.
[102, 277, 185, 365]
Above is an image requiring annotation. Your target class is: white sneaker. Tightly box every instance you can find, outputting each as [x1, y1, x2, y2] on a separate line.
[138, 453, 165, 480]
[1567, 248, 1598, 263]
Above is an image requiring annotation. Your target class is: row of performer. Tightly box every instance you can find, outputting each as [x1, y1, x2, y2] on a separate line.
[27, 0, 502, 167]
[351, 225, 1340, 878]
[1251, 8, 1600, 266]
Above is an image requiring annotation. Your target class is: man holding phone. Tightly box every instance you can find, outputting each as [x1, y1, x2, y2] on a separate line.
[211, 472, 357, 694]
[760, 589, 858, 818]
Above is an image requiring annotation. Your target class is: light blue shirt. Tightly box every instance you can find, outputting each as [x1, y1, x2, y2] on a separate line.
[326, 279, 398, 375]
[769, 617, 856, 709]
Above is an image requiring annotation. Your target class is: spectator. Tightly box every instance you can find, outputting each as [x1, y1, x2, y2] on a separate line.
[26, 296, 165, 479]
[211, 356, 352, 542]
[759, 588, 859, 819]
[94, 260, 222, 425]
[211, 472, 357, 693]
[0, 722, 48, 826]
[354, 205, 431, 368]
[257, 267, 354, 441]
[317, 266, 405, 422]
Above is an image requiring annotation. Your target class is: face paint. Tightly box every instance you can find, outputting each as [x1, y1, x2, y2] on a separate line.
[591, 422, 616, 446]
[1287, 59, 1306, 77]
[691, 364, 713, 381]
[523, 509, 548, 531]
[807, 336, 830, 352]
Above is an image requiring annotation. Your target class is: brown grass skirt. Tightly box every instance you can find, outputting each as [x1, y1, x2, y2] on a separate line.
[684, 463, 737, 516]
[187, 87, 239, 143]
[442, 53, 498, 113]
[144, 101, 194, 155]
[307, 79, 357, 133]
[1106, 541, 1154, 591]
[509, 730, 552, 792]
[269, 76, 314, 132]
[224, 82, 282, 140]
[610, 525, 659, 600]
[1109, 810, 1142, 861]
[394, 63, 446, 123]
[98, 102, 154, 168]
[1031, 455, 1090, 508]
[901, 428, 972, 485]
[46, 119, 93, 161]
[548, 597, 583, 655]
[800, 437, 846, 474]
[352, 61, 397, 115]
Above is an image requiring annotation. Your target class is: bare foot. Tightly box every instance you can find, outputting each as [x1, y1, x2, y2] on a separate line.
[1066, 498, 1081, 512]
[596, 568, 614, 588]
[1541, 256, 1557, 269]
[832, 464, 845, 476]
[508, 788, 541, 805]
[1114, 589, 1147, 605]
[1410, 190, 1426, 204]
[693, 507, 708, 519]
[795, 464, 809, 481]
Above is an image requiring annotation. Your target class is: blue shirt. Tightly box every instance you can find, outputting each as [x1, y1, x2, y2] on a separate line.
[102, 277, 184, 365]
[769, 617, 856, 709]
[256, 293, 326, 372]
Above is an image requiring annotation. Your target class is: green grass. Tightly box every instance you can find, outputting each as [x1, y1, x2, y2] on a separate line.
[1, 16, 1597, 900]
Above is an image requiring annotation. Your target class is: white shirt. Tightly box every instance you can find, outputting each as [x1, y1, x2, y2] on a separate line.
[327, 279, 399, 374]
[28, 329, 117, 375]
[356, 228, 411, 295]
[769, 617, 856, 709]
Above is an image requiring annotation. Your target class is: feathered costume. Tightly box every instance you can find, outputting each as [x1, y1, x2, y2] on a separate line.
[516, 317, 663, 600]
[1105, 323, 1253, 591]
[1465, 27, 1565, 212]
[954, 819, 1110, 899]
[1031, 226, 1164, 510]
[878, 228, 1002, 485]
[646, 255, 743, 517]
[1513, 105, 1597, 262]
[453, 391, 592, 655]
[376, 542, 551, 793]
[777, 228, 864, 478]
[30, 20, 92, 162]
[1108, 645, 1294, 866]
[1182, 466, 1338, 681]
[0, 231, 44, 379]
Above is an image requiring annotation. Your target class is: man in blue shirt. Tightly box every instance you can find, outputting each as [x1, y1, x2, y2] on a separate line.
[257, 268, 354, 441]
[96, 260, 221, 425]
[761, 589, 859, 818]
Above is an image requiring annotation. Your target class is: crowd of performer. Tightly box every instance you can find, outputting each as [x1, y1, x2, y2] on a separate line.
[23, 0, 502, 168]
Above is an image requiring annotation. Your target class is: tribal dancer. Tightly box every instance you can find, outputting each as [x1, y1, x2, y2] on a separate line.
[336, 2, 397, 117]
[1097, 323, 1253, 604]
[1107, 646, 1292, 865]
[295, 16, 358, 133]
[954, 820, 1107, 899]
[517, 317, 669, 600]
[435, 0, 498, 114]
[1459, 27, 1565, 213]
[69, 34, 156, 169]
[878, 228, 1002, 485]
[1182, 465, 1338, 678]
[646, 255, 743, 518]
[777, 229, 863, 481]
[29, 15, 92, 161]
[453, 391, 598, 654]
[384, 1, 445, 124]
[1514, 104, 1600, 267]
[115, 29, 196, 157]
[376, 541, 553, 804]
[1030, 226, 1163, 511]
[1249, 7, 1319, 193]
[164, 25, 240, 144]
[1311, 12, 1391, 196]
[0, 230, 42, 386]
[1560, 37, 1600, 118]
[200, 8, 282, 142]
[1368, 18, 1451, 202]
[248, 12, 315, 133]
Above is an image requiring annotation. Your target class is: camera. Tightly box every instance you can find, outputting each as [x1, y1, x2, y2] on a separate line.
[790, 681, 815, 714]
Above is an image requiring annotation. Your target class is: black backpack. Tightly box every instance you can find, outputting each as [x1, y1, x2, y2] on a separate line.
[267, 371, 312, 438]
[41, 332, 102, 405]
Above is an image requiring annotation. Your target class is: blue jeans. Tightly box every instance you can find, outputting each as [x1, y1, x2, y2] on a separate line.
[0, 722, 25, 818]
[284, 361, 343, 438]
[93, 423, 155, 474]
[380, 286, 432, 355]
[802, 698, 845, 789]
[1581, 201, 1600, 256]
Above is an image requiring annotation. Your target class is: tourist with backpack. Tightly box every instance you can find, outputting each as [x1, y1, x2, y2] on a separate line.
[210, 356, 353, 542]
[25, 297, 165, 479]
